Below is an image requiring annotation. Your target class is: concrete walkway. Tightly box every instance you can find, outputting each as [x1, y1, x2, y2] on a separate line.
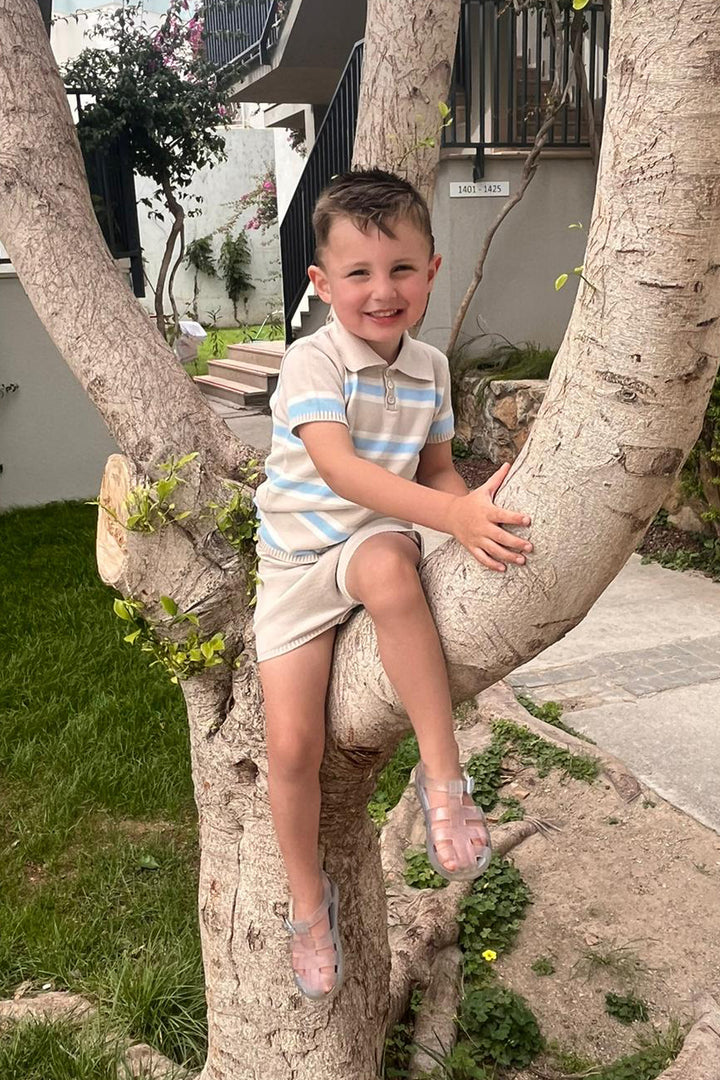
[216, 401, 720, 835]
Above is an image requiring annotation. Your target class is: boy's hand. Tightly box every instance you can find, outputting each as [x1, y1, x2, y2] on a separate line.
[448, 462, 533, 572]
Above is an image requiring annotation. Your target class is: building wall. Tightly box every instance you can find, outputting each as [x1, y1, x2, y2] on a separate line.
[52, 2, 168, 71]
[422, 153, 597, 356]
[135, 127, 284, 328]
[0, 273, 118, 510]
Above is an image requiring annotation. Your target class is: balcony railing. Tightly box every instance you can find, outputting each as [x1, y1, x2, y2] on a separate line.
[279, 40, 363, 342]
[203, 0, 285, 75]
[67, 91, 145, 298]
[445, 0, 607, 170]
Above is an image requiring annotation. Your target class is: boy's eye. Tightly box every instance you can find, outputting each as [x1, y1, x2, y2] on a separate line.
[347, 269, 368, 277]
[393, 265, 414, 272]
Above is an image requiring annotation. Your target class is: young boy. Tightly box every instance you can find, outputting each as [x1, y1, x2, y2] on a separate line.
[253, 169, 532, 1000]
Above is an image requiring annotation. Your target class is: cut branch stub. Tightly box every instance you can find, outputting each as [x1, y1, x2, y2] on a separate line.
[96, 453, 137, 588]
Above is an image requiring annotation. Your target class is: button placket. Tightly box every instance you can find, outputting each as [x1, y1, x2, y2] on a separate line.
[384, 370, 397, 411]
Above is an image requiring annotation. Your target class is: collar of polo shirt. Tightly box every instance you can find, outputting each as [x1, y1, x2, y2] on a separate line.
[327, 315, 435, 380]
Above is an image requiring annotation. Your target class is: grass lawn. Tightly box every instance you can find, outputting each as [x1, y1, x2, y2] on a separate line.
[0, 501, 206, 1073]
[185, 324, 284, 377]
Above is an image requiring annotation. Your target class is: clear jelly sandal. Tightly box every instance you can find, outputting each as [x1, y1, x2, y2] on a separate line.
[414, 761, 492, 882]
[284, 872, 344, 1000]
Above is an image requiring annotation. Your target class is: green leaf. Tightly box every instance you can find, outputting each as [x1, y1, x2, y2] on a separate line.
[160, 595, 178, 616]
[200, 641, 214, 660]
[573, 0, 590, 8]
[137, 854, 161, 871]
[573, 265, 584, 274]
[113, 598, 132, 620]
[568, 221, 583, 229]
[438, 100, 451, 119]
[554, 274, 569, 291]
[124, 629, 141, 644]
[174, 452, 199, 470]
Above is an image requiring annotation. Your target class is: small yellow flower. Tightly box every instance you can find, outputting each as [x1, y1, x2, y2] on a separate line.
[482, 949, 497, 963]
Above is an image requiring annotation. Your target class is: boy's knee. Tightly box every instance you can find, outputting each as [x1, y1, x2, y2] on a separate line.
[268, 727, 324, 780]
[352, 545, 420, 614]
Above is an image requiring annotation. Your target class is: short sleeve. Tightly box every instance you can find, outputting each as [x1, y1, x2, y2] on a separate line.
[277, 342, 349, 435]
[426, 356, 455, 443]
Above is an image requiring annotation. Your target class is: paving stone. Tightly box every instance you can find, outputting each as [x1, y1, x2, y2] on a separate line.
[586, 656, 623, 674]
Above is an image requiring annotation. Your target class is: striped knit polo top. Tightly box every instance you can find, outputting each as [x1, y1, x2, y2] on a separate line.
[254, 316, 455, 564]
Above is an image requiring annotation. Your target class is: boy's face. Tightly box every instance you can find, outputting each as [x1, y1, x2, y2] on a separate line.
[308, 216, 442, 363]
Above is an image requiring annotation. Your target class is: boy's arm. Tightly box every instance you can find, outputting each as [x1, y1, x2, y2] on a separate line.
[297, 421, 532, 572]
[416, 439, 469, 497]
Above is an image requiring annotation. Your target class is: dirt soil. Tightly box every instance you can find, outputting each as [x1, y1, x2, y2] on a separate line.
[489, 764, 720, 1069]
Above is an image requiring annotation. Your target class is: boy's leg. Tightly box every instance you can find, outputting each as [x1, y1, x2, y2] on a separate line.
[344, 532, 488, 873]
[259, 626, 337, 990]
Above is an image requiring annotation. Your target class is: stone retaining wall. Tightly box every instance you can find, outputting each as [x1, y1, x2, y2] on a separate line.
[455, 374, 548, 465]
[455, 372, 712, 536]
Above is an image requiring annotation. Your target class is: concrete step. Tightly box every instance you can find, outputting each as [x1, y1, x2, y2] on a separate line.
[207, 358, 279, 392]
[296, 295, 330, 339]
[194, 374, 268, 407]
[226, 340, 284, 370]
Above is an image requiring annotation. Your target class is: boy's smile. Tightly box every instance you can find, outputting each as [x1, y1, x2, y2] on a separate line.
[308, 216, 442, 364]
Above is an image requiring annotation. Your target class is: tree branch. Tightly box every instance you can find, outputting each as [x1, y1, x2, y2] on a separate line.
[656, 994, 720, 1080]
[0, 2, 250, 480]
[407, 946, 464, 1079]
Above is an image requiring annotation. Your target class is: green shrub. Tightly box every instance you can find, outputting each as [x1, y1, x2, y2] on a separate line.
[403, 850, 447, 890]
[368, 734, 419, 826]
[605, 991, 650, 1025]
[458, 857, 532, 979]
[457, 984, 544, 1069]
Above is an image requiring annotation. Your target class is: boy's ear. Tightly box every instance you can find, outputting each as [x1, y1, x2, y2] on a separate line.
[308, 263, 332, 304]
[427, 254, 442, 286]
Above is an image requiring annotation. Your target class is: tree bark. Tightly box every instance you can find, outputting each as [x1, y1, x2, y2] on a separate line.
[656, 994, 720, 1080]
[352, 0, 462, 210]
[2, 1, 720, 1078]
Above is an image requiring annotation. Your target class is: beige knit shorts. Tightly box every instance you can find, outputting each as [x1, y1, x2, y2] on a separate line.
[253, 518, 423, 662]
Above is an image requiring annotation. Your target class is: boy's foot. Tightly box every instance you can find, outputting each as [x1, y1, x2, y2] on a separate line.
[415, 762, 492, 880]
[285, 872, 343, 999]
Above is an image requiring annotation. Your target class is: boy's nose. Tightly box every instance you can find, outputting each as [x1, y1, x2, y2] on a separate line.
[370, 276, 399, 300]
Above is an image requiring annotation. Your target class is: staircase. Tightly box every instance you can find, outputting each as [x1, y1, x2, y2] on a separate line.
[290, 282, 330, 338]
[194, 340, 283, 408]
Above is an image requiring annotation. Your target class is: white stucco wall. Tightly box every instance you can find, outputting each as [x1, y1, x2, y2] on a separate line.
[136, 127, 284, 328]
[422, 153, 597, 356]
[274, 127, 307, 223]
[0, 272, 118, 510]
[52, 2, 168, 71]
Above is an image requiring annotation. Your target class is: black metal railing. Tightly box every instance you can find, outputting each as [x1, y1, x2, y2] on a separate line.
[280, 40, 363, 342]
[445, 0, 608, 170]
[203, 0, 285, 74]
[279, 1, 608, 335]
[67, 91, 145, 297]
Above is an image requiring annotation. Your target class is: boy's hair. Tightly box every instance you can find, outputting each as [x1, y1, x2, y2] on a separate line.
[312, 168, 434, 261]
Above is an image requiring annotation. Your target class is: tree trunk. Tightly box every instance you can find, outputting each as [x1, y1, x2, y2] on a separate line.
[2, 2, 720, 1078]
[351, 0, 462, 210]
[155, 177, 185, 339]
